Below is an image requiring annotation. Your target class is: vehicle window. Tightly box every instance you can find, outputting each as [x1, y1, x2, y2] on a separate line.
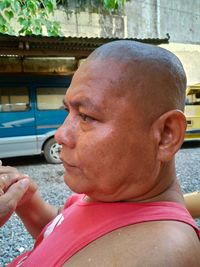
[36, 87, 66, 110]
[0, 87, 30, 112]
[185, 93, 200, 105]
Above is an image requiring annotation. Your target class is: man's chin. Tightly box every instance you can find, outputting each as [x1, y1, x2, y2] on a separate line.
[63, 174, 84, 194]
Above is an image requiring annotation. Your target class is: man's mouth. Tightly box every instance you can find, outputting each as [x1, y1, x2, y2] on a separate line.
[62, 160, 77, 170]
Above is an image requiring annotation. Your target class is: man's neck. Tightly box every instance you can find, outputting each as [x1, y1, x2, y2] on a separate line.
[143, 178, 185, 204]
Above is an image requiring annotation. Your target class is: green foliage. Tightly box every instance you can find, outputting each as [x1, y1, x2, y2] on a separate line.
[60, 0, 128, 12]
[0, 0, 128, 36]
[103, 0, 126, 10]
[0, 0, 62, 36]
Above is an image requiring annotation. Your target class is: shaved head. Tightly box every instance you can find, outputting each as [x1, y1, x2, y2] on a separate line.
[58, 40, 187, 202]
[84, 40, 187, 123]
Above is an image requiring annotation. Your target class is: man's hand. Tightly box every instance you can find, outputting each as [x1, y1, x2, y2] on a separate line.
[0, 160, 59, 238]
[0, 178, 30, 226]
[0, 160, 37, 227]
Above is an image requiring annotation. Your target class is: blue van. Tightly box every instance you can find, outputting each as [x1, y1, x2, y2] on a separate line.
[0, 75, 71, 163]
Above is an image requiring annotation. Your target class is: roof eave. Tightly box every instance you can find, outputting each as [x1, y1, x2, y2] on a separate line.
[0, 34, 170, 57]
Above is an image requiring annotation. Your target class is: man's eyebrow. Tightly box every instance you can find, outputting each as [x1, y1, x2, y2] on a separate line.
[72, 98, 101, 112]
[64, 97, 101, 112]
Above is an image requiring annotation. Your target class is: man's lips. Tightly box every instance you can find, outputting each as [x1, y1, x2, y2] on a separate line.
[64, 162, 76, 168]
[61, 159, 77, 169]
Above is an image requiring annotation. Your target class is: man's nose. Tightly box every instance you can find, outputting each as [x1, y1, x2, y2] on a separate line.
[55, 116, 76, 149]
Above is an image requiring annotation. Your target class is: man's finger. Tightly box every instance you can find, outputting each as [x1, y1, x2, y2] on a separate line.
[0, 178, 30, 211]
[0, 165, 19, 175]
[0, 173, 30, 192]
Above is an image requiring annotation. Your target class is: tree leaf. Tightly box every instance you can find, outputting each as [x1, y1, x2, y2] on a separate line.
[0, 2, 6, 10]
[0, 16, 6, 25]
[18, 17, 30, 30]
[4, 10, 14, 20]
[45, 1, 54, 12]
[11, 0, 21, 13]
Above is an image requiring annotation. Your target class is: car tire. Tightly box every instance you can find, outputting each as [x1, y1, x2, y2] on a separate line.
[43, 138, 62, 164]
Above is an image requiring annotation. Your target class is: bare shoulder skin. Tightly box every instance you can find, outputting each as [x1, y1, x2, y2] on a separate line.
[63, 221, 200, 267]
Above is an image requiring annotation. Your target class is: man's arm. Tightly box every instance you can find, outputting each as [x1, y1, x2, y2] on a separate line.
[16, 192, 59, 239]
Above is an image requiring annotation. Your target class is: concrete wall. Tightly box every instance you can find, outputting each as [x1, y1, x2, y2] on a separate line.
[156, 0, 200, 44]
[53, 0, 200, 43]
[125, 0, 162, 39]
[53, 9, 127, 38]
[125, 0, 200, 43]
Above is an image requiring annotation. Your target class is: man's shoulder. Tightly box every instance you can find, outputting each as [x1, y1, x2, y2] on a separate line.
[64, 220, 200, 267]
[120, 220, 200, 266]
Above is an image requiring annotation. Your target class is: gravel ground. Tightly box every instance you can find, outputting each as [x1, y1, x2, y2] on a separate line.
[0, 143, 200, 266]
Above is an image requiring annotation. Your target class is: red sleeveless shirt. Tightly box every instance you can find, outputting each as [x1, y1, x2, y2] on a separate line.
[7, 194, 200, 267]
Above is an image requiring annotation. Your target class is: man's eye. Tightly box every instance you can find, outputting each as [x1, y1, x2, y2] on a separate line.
[79, 113, 94, 122]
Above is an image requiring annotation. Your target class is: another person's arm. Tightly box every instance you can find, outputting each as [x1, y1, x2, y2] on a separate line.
[184, 191, 200, 218]
[0, 161, 60, 238]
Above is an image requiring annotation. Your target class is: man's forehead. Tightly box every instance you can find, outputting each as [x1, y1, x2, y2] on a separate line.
[64, 91, 103, 113]
[70, 59, 124, 90]
[69, 64, 145, 112]
[78, 57, 125, 76]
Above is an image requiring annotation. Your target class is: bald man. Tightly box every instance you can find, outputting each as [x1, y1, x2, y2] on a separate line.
[0, 41, 200, 266]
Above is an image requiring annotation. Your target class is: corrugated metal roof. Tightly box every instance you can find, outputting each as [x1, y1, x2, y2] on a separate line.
[0, 34, 170, 57]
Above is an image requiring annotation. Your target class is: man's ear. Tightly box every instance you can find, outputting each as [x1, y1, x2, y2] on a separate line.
[152, 110, 187, 162]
